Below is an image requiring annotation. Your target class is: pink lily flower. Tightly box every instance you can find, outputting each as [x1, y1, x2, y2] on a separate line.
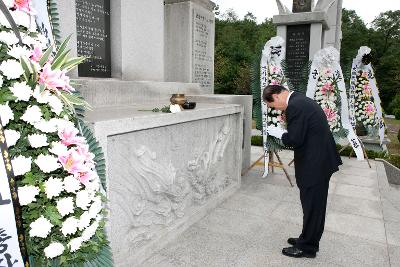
[39, 63, 75, 93]
[13, 0, 36, 14]
[77, 170, 97, 185]
[270, 80, 279, 85]
[76, 144, 95, 168]
[323, 107, 337, 122]
[58, 126, 85, 147]
[365, 103, 376, 115]
[30, 45, 43, 62]
[321, 83, 333, 95]
[59, 148, 88, 176]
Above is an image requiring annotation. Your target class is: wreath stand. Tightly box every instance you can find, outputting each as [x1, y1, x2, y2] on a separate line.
[288, 137, 372, 169]
[243, 151, 294, 187]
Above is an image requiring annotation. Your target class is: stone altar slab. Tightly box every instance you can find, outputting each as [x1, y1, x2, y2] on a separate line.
[84, 103, 243, 265]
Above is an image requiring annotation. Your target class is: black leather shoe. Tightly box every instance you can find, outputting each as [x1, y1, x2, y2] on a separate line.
[282, 246, 316, 258]
[287, 238, 319, 252]
[287, 237, 298, 246]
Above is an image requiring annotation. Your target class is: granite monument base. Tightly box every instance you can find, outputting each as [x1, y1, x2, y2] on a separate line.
[79, 82, 243, 265]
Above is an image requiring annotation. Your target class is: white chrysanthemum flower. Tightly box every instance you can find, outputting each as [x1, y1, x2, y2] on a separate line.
[68, 237, 83, 252]
[44, 242, 64, 259]
[0, 31, 19, 46]
[28, 134, 48, 148]
[34, 119, 58, 133]
[78, 211, 91, 230]
[49, 141, 68, 156]
[48, 95, 64, 115]
[64, 175, 81, 193]
[12, 10, 32, 29]
[81, 220, 99, 242]
[9, 81, 32, 102]
[44, 177, 64, 199]
[29, 216, 53, 238]
[11, 155, 31, 176]
[21, 105, 42, 124]
[76, 190, 91, 210]
[53, 118, 75, 130]
[21, 34, 37, 47]
[0, 75, 3, 87]
[89, 196, 103, 218]
[57, 197, 74, 217]
[8, 45, 31, 59]
[0, 59, 24, 80]
[32, 86, 50, 104]
[35, 154, 61, 173]
[85, 179, 100, 193]
[18, 185, 40, 206]
[0, 103, 14, 126]
[4, 129, 20, 147]
[61, 217, 79, 236]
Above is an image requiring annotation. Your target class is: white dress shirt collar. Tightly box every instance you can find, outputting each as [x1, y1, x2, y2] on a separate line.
[286, 91, 294, 105]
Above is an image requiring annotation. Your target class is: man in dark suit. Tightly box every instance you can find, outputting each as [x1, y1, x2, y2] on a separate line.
[263, 84, 342, 258]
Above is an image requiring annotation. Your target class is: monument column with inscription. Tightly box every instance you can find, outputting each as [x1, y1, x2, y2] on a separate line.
[273, 0, 343, 90]
[165, 0, 216, 94]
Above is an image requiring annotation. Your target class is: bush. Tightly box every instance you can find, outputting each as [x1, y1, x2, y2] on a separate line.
[398, 129, 400, 143]
[394, 108, 400, 120]
[388, 93, 400, 115]
[251, 135, 263, 146]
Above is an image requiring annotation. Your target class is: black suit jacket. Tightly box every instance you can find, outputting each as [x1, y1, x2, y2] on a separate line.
[282, 92, 342, 188]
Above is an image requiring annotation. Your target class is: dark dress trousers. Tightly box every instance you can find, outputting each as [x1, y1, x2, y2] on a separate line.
[282, 92, 342, 253]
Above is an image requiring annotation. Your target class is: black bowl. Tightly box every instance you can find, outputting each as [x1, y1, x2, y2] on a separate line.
[182, 102, 196, 109]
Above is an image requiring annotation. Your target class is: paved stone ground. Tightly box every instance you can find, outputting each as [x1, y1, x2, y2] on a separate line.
[143, 146, 400, 266]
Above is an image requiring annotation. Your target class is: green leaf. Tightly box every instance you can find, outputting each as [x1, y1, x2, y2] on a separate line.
[62, 57, 86, 71]
[45, 205, 62, 225]
[60, 92, 92, 110]
[51, 49, 70, 70]
[39, 45, 54, 67]
[0, 89, 17, 104]
[53, 34, 71, 62]
[20, 56, 32, 82]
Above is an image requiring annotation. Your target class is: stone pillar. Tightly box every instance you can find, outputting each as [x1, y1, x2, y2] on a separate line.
[112, 0, 165, 81]
[164, 0, 216, 94]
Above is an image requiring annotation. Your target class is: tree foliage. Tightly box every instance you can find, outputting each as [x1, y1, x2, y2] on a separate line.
[215, 8, 400, 114]
[214, 11, 276, 95]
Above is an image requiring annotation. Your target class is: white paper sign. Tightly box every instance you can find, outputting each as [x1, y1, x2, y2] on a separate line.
[0, 146, 24, 267]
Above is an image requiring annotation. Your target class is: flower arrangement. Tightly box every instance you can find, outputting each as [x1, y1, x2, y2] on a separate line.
[354, 70, 378, 130]
[0, 1, 111, 265]
[313, 68, 342, 133]
[267, 64, 285, 128]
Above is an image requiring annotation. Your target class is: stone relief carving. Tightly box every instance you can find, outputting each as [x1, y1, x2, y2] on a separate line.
[114, 118, 233, 248]
[186, 119, 233, 204]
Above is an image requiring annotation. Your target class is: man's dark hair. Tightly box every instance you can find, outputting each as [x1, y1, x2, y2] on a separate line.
[263, 84, 288, 102]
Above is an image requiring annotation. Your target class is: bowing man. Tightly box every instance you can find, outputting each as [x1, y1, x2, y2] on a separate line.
[263, 84, 342, 258]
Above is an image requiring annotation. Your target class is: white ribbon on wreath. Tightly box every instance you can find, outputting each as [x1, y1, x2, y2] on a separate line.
[307, 47, 364, 160]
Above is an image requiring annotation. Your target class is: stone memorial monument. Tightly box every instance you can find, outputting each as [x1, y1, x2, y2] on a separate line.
[49, 0, 251, 265]
[273, 0, 343, 89]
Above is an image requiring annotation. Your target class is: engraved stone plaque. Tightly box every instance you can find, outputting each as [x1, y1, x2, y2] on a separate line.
[76, 0, 111, 77]
[192, 8, 214, 92]
[285, 24, 311, 90]
[292, 0, 312, 13]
